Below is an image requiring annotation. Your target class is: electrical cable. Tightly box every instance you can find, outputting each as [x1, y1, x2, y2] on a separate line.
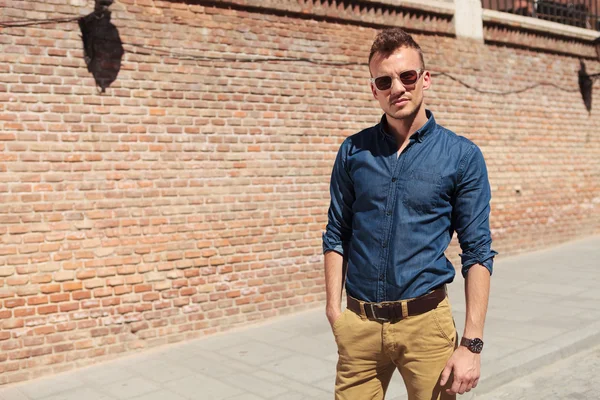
[0, 16, 80, 28]
[433, 71, 581, 94]
[124, 43, 585, 94]
[0, 17, 589, 95]
[124, 42, 364, 66]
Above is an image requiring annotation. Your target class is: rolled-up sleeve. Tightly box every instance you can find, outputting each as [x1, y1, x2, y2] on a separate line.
[322, 138, 355, 256]
[452, 145, 498, 277]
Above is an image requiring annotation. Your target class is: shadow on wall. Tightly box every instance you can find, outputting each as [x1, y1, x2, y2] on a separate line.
[78, 0, 124, 93]
[579, 59, 593, 113]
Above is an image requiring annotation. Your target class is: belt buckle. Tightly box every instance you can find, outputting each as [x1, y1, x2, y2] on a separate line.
[367, 303, 389, 322]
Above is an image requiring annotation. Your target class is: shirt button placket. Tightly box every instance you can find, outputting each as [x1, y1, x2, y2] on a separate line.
[380, 174, 397, 300]
[383, 178, 396, 248]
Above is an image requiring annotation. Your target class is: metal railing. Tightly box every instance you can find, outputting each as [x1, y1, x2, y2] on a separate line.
[482, 0, 600, 30]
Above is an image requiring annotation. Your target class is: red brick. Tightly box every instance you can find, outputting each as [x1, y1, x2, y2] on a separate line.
[54, 271, 74, 282]
[38, 305, 58, 315]
[173, 298, 190, 307]
[135, 303, 152, 313]
[82, 300, 100, 309]
[76, 270, 96, 280]
[180, 287, 197, 296]
[31, 347, 52, 357]
[62, 282, 82, 292]
[40, 284, 60, 294]
[3, 319, 24, 329]
[91, 328, 109, 337]
[134, 284, 152, 293]
[49, 293, 70, 303]
[54, 343, 74, 353]
[84, 279, 104, 289]
[101, 297, 120, 307]
[142, 293, 160, 302]
[6, 276, 29, 286]
[93, 288, 113, 297]
[72, 291, 92, 300]
[31, 274, 52, 284]
[113, 285, 132, 295]
[4, 298, 26, 308]
[59, 303, 79, 313]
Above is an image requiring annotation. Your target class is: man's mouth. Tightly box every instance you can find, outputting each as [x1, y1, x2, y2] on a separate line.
[391, 98, 409, 105]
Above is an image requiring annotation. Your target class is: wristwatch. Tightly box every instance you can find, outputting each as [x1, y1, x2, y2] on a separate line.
[460, 337, 484, 354]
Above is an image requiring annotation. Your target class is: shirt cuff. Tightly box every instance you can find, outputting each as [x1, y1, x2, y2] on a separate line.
[460, 251, 497, 278]
[322, 232, 345, 256]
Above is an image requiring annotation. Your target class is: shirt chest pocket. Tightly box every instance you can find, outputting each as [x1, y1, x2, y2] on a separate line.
[402, 170, 442, 212]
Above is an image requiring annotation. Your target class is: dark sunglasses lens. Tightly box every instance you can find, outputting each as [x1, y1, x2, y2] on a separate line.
[400, 70, 419, 85]
[374, 76, 392, 90]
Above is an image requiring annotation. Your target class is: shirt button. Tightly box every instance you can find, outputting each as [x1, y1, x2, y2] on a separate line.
[386, 211, 392, 216]
[379, 275, 384, 280]
[382, 243, 387, 248]
[391, 178, 397, 182]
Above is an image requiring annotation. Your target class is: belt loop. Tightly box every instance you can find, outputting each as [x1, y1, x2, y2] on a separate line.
[359, 300, 366, 318]
[401, 301, 408, 319]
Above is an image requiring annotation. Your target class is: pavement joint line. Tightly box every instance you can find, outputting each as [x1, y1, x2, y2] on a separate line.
[476, 321, 600, 394]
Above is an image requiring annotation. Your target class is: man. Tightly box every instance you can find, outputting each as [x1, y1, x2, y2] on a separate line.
[323, 28, 497, 400]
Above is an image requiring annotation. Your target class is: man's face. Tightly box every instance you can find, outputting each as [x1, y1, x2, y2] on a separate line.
[369, 47, 431, 121]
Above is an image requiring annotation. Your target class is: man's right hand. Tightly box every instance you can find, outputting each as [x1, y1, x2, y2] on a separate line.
[326, 307, 342, 328]
[324, 251, 344, 329]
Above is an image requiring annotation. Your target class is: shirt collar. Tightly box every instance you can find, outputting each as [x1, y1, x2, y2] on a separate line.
[378, 109, 437, 143]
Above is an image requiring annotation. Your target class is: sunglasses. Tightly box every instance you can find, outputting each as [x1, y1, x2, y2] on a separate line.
[370, 69, 423, 91]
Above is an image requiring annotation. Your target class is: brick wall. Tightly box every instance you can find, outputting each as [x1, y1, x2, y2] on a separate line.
[0, 0, 599, 384]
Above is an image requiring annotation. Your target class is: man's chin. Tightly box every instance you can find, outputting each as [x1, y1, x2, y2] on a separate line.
[386, 108, 415, 121]
[386, 100, 423, 121]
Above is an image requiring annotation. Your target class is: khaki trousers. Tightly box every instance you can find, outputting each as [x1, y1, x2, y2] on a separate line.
[332, 296, 458, 400]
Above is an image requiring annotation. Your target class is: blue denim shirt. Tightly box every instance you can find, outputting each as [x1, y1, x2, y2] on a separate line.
[323, 111, 497, 302]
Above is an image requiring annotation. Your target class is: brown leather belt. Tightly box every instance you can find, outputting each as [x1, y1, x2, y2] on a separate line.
[347, 286, 446, 323]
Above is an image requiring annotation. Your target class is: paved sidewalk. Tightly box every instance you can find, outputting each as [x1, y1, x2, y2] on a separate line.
[475, 344, 600, 400]
[1, 235, 599, 400]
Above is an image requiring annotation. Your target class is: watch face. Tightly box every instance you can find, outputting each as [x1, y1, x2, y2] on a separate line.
[469, 338, 484, 353]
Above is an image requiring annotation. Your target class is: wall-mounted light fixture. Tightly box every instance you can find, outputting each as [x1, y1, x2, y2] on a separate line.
[78, 0, 124, 93]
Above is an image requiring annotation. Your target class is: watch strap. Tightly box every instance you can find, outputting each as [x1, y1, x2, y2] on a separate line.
[460, 337, 484, 353]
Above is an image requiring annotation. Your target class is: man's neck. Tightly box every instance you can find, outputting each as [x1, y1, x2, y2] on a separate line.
[385, 108, 428, 146]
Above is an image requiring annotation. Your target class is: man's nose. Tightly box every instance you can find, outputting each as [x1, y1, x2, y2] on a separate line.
[390, 77, 406, 93]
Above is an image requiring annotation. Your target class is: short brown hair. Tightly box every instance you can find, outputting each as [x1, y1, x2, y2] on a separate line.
[368, 28, 425, 70]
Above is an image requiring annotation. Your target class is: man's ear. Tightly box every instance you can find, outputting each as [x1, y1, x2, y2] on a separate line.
[422, 70, 432, 91]
[370, 82, 378, 99]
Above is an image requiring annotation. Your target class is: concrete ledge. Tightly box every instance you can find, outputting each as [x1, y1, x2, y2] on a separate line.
[209, 0, 455, 17]
[200, 0, 456, 36]
[483, 9, 600, 41]
[368, 0, 455, 16]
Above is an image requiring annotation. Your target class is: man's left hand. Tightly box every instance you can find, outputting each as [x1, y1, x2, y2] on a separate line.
[439, 346, 481, 395]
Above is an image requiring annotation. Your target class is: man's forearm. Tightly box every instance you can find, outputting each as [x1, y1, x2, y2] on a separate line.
[463, 263, 491, 339]
[324, 250, 344, 316]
